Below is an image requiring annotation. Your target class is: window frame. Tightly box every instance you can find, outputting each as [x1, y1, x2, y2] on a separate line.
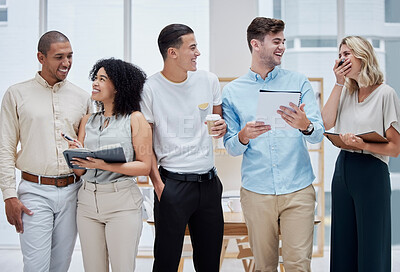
[385, 0, 400, 24]
[0, 0, 7, 25]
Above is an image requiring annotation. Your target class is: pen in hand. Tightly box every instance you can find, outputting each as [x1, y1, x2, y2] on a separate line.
[61, 132, 83, 148]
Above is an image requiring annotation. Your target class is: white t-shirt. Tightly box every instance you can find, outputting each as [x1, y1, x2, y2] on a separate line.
[141, 70, 221, 173]
[335, 83, 400, 164]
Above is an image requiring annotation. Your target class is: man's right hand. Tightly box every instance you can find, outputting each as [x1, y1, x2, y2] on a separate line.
[153, 182, 165, 202]
[238, 121, 271, 145]
[5, 197, 33, 233]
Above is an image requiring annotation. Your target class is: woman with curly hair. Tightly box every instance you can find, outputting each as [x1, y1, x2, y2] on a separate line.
[322, 36, 400, 271]
[65, 58, 152, 272]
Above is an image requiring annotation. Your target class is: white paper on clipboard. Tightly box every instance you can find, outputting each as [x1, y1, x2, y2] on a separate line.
[255, 90, 301, 130]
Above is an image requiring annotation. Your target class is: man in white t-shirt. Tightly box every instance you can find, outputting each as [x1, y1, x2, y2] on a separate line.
[140, 24, 226, 272]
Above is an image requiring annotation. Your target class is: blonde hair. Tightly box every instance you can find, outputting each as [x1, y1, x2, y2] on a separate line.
[339, 36, 384, 93]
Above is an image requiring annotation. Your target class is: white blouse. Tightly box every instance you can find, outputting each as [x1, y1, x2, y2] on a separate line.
[335, 83, 400, 164]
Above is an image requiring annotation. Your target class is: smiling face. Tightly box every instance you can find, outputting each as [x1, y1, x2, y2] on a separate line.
[173, 33, 201, 72]
[339, 44, 362, 80]
[91, 67, 116, 104]
[37, 42, 73, 86]
[256, 31, 285, 69]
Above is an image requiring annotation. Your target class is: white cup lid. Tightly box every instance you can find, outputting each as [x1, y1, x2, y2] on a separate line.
[206, 114, 221, 121]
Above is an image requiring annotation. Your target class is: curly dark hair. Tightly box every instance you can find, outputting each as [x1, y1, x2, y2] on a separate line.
[89, 58, 146, 117]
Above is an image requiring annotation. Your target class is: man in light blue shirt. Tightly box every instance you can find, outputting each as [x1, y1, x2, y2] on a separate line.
[222, 17, 324, 271]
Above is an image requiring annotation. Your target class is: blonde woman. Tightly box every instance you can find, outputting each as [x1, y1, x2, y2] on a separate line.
[322, 36, 400, 271]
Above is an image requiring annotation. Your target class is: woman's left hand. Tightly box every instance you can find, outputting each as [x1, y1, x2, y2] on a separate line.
[339, 133, 366, 150]
[71, 157, 107, 169]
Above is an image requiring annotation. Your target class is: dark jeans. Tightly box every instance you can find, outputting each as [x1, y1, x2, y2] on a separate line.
[152, 168, 224, 272]
[330, 151, 391, 272]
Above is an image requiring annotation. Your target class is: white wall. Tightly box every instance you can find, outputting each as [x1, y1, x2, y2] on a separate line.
[209, 0, 257, 78]
[0, 0, 38, 100]
[209, 0, 258, 191]
[132, 0, 210, 76]
[0, 0, 39, 247]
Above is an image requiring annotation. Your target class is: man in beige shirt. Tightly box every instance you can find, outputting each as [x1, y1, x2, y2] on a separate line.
[0, 31, 91, 272]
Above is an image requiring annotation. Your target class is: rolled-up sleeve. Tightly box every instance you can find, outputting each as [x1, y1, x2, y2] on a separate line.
[0, 88, 19, 200]
[222, 89, 248, 156]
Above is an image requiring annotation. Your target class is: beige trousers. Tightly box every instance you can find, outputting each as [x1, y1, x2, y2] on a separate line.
[240, 185, 315, 272]
[77, 179, 143, 272]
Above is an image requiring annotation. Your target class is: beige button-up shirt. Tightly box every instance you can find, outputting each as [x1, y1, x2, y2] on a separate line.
[0, 72, 91, 200]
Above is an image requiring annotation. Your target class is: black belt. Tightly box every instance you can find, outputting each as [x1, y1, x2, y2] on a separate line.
[159, 166, 217, 182]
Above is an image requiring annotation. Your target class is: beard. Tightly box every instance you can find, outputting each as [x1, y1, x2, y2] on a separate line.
[260, 51, 281, 68]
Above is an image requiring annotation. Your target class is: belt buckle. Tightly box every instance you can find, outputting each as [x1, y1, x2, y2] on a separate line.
[208, 168, 215, 180]
[205, 171, 212, 181]
[198, 170, 213, 182]
[55, 176, 68, 187]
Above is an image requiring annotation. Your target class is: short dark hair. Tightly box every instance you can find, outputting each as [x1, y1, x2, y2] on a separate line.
[247, 17, 285, 52]
[38, 31, 70, 56]
[89, 58, 147, 117]
[158, 24, 194, 60]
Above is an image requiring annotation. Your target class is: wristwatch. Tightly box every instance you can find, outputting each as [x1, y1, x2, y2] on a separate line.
[300, 122, 314, 135]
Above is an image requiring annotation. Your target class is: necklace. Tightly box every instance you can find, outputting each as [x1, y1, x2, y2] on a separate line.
[358, 91, 371, 103]
[358, 84, 380, 103]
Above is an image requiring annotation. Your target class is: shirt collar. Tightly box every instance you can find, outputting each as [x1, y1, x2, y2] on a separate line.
[35, 72, 67, 90]
[247, 66, 279, 82]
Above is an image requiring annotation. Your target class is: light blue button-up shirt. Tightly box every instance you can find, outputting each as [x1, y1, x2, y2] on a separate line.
[222, 67, 324, 195]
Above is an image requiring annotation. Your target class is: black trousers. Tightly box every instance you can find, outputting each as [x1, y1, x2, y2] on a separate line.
[152, 169, 224, 272]
[330, 151, 391, 272]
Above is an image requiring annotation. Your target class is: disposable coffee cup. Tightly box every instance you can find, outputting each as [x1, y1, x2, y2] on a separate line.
[206, 114, 221, 136]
